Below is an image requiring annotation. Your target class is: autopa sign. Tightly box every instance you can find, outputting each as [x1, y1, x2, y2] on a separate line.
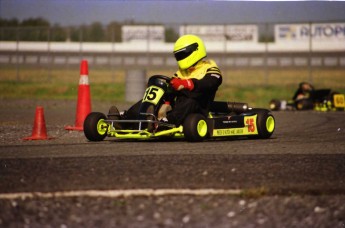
[275, 23, 345, 41]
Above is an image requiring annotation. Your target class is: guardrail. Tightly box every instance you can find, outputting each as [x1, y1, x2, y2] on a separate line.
[1, 40, 344, 70]
[1, 50, 344, 70]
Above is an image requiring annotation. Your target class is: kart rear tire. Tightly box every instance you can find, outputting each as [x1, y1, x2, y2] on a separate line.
[252, 108, 275, 139]
[183, 113, 208, 142]
[295, 99, 314, 110]
[269, 99, 281, 111]
[84, 112, 108, 141]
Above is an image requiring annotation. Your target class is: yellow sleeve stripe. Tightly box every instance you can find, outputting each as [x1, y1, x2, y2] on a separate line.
[207, 67, 221, 74]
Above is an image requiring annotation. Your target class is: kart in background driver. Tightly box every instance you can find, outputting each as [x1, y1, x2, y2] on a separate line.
[269, 89, 345, 112]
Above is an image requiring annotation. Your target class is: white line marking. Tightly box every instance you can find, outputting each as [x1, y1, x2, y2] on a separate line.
[0, 189, 242, 200]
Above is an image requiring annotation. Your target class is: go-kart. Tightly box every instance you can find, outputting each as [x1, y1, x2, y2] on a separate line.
[269, 89, 345, 112]
[84, 75, 275, 142]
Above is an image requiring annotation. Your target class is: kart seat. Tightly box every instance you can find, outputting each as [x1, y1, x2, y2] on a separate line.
[310, 89, 332, 102]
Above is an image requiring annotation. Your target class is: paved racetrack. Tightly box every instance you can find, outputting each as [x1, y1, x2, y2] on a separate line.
[0, 99, 345, 227]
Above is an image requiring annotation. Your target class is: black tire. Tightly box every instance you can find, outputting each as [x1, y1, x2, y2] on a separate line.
[84, 112, 108, 141]
[269, 99, 281, 111]
[251, 108, 275, 139]
[295, 99, 314, 110]
[183, 113, 208, 142]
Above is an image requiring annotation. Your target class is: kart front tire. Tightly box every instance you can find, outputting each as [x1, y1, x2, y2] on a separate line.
[84, 112, 108, 141]
[183, 113, 208, 142]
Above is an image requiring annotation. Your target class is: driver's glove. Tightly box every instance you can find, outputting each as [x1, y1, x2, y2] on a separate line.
[170, 78, 194, 91]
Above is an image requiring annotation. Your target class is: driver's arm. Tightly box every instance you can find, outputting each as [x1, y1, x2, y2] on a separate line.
[192, 71, 222, 93]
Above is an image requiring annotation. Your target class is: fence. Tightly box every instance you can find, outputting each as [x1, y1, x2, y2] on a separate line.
[1, 22, 345, 87]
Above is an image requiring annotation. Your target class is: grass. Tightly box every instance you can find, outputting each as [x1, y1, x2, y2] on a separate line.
[0, 81, 125, 101]
[1, 66, 344, 108]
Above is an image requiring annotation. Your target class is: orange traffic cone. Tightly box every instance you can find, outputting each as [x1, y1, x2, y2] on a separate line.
[65, 60, 91, 131]
[23, 106, 53, 140]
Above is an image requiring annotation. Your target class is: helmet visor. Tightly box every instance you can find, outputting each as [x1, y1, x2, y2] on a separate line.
[174, 43, 199, 61]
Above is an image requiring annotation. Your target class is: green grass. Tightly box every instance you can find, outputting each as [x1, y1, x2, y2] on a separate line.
[1, 66, 344, 108]
[216, 85, 296, 108]
[0, 81, 125, 101]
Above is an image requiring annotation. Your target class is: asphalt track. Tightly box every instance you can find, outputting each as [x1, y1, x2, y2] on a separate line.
[0, 99, 345, 227]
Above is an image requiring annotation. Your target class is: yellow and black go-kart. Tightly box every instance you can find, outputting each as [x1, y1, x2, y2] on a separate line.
[269, 89, 345, 112]
[84, 75, 275, 142]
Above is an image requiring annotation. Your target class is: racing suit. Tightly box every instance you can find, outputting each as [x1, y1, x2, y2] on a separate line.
[292, 82, 315, 101]
[166, 59, 222, 126]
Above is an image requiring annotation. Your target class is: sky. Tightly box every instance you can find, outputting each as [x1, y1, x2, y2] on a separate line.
[1, 0, 345, 26]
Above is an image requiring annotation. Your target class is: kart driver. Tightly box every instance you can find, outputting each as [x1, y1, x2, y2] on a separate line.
[162, 34, 223, 126]
[108, 34, 223, 128]
[292, 82, 315, 102]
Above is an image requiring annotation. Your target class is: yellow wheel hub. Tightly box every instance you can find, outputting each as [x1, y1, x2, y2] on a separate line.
[266, 116, 275, 133]
[197, 120, 208, 137]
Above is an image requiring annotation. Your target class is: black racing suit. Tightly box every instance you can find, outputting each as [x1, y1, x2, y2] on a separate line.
[166, 60, 222, 126]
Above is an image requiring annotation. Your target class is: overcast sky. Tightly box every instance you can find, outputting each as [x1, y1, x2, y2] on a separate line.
[1, 0, 345, 26]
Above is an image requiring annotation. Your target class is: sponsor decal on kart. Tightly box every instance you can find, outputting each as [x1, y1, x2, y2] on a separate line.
[213, 128, 245, 136]
[212, 115, 258, 136]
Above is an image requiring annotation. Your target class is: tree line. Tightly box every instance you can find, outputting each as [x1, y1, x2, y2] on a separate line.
[0, 17, 179, 42]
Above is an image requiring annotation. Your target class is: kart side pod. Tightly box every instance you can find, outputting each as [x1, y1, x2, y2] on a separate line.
[206, 108, 275, 140]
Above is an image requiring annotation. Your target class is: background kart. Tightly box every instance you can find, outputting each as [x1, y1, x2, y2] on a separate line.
[84, 75, 275, 142]
[269, 89, 345, 112]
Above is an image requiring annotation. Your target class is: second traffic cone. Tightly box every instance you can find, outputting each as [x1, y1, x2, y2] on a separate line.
[23, 106, 53, 140]
[65, 60, 91, 131]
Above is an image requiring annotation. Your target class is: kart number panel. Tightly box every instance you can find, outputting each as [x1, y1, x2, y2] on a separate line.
[334, 94, 345, 108]
[142, 86, 165, 105]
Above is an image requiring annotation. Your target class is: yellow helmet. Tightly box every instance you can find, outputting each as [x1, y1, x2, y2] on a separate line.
[173, 34, 207, 70]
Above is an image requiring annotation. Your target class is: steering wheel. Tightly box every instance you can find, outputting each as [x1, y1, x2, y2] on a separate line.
[149, 75, 172, 83]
